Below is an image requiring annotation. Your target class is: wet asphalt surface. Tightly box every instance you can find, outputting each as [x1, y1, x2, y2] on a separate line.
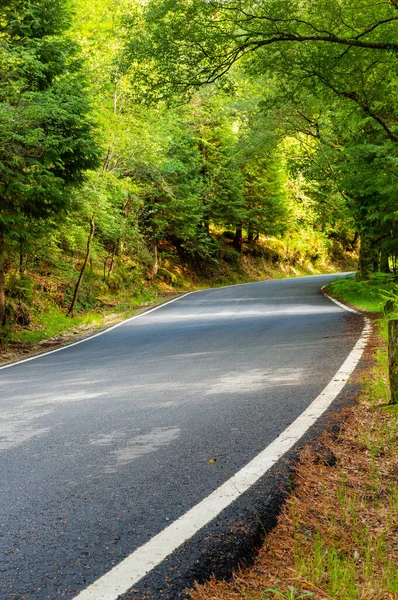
[0, 274, 364, 599]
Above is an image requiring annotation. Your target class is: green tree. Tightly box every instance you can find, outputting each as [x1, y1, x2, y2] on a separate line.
[273, 90, 398, 277]
[125, 0, 398, 278]
[189, 91, 244, 246]
[126, 0, 398, 96]
[65, 170, 135, 315]
[236, 103, 290, 242]
[0, 0, 99, 324]
[133, 112, 203, 279]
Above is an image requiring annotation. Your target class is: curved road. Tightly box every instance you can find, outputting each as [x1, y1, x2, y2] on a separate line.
[0, 274, 363, 599]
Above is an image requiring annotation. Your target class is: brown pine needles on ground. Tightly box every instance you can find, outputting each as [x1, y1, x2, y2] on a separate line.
[190, 344, 398, 600]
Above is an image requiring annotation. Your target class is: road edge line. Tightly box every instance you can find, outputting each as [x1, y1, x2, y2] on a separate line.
[72, 295, 371, 600]
[321, 285, 360, 314]
[197, 271, 355, 294]
[0, 292, 193, 371]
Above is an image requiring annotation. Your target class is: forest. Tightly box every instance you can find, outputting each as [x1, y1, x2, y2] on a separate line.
[1, 0, 397, 339]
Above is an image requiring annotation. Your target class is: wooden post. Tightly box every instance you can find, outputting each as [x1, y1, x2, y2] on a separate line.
[388, 319, 398, 405]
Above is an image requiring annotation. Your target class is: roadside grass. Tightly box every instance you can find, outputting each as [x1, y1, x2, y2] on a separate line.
[325, 273, 398, 314]
[190, 288, 398, 600]
[11, 286, 162, 345]
[12, 307, 102, 344]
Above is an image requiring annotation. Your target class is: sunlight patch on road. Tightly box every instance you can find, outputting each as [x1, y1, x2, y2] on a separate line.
[102, 427, 181, 474]
[0, 391, 108, 450]
[207, 368, 303, 395]
[137, 305, 342, 324]
[29, 390, 108, 407]
[0, 407, 52, 450]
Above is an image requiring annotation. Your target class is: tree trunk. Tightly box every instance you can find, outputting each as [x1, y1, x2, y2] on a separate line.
[393, 254, 397, 275]
[67, 217, 95, 317]
[202, 218, 210, 235]
[357, 233, 375, 280]
[0, 229, 5, 326]
[388, 319, 398, 405]
[113, 83, 118, 115]
[19, 238, 25, 276]
[150, 238, 159, 281]
[380, 247, 390, 273]
[108, 242, 117, 277]
[350, 230, 359, 250]
[103, 258, 108, 282]
[233, 224, 243, 252]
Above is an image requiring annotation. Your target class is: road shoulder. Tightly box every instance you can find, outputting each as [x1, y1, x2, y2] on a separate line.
[116, 312, 370, 600]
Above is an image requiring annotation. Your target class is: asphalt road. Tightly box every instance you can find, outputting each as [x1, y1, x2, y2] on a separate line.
[0, 274, 364, 599]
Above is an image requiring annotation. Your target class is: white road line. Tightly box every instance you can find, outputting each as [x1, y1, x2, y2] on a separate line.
[73, 298, 371, 600]
[203, 271, 355, 293]
[322, 289, 359, 314]
[0, 293, 193, 371]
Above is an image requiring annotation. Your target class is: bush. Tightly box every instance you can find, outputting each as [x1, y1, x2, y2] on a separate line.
[5, 299, 31, 326]
[158, 267, 178, 285]
[221, 246, 241, 265]
[5, 274, 34, 303]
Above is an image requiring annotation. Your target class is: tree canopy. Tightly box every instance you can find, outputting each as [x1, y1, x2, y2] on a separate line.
[1, 0, 397, 331]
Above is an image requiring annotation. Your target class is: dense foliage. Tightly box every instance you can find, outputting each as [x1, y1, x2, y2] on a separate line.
[2, 0, 396, 333]
[127, 0, 398, 273]
[0, 0, 99, 324]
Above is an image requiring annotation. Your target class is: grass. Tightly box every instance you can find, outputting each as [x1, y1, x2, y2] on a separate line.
[325, 273, 398, 314]
[12, 307, 103, 344]
[190, 280, 398, 600]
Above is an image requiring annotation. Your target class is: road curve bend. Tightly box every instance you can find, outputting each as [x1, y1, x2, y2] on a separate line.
[0, 274, 366, 600]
